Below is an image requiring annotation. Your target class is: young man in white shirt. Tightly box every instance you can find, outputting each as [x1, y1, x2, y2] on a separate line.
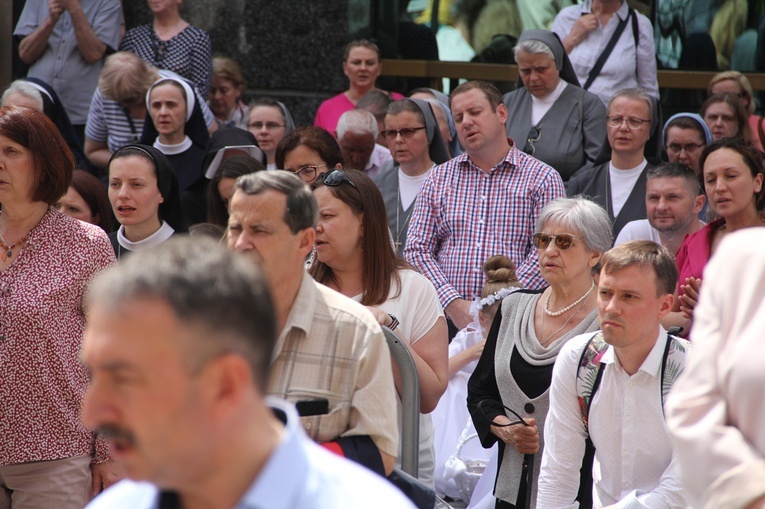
[537, 241, 689, 508]
[615, 163, 706, 255]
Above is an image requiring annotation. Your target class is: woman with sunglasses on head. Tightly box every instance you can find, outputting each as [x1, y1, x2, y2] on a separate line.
[309, 168, 448, 487]
[275, 126, 344, 186]
[372, 98, 450, 256]
[107, 144, 187, 259]
[467, 196, 612, 508]
[503, 30, 607, 183]
[671, 137, 765, 335]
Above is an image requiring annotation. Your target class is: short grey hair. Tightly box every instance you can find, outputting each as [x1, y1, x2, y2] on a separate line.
[234, 170, 318, 232]
[513, 39, 555, 61]
[1, 81, 44, 111]
[607, 88, 653, 125]
[86, 237, 276, 390]
[337, 109, 378, 140]
[536, 196, 613, 254]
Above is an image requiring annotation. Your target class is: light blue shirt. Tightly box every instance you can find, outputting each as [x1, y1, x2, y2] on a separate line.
[86, 398, 415, 509]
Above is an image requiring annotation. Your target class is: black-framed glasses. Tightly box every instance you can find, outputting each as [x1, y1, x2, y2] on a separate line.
[607, 116, 651, 129]
[533, 232, 581, 250]
[290, 164, 326, 183]
[321, 169, 357, 188]
[666, 142, 704, 155]
[523, 125, 541, 156]
[381, 126, 427, 141]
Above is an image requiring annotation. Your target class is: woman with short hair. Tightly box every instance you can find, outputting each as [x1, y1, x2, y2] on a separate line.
[467, 196, 612, 508]
[209, 56, 249, 130]
[314, 39, 403, 134]
[701, 92, 752, 143]
[0, 106, 116, 505]
[276, 126, 344, 186]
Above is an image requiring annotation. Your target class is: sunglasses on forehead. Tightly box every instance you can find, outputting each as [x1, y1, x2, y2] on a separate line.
[320, 169, 357, 188]
[532, 232, 581, 250]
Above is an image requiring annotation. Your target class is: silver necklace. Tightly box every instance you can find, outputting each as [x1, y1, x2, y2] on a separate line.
[543, 281, 595, 317]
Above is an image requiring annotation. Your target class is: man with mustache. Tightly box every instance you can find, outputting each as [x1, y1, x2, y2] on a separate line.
[537, 241, 689, 508]
[80, 238, 414, 509]
[615, 163, 706, 255]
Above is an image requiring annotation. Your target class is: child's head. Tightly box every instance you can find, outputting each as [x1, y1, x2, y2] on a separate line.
[475, 255, 523, 331]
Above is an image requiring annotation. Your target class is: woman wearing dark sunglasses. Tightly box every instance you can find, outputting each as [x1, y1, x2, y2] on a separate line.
[503, 30, 606, 183]
[309, 168, 448, 487]
[373, 98, 450, 256]
[275, 126, 344, 186]
[467, 196, 612, 508]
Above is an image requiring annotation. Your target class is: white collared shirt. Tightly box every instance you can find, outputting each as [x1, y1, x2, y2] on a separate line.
[551, 0, 659, 105]
[538, 328, 686, 508]
[364, 143, 394, 179]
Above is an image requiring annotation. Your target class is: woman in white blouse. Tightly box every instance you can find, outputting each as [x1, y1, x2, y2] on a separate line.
[551, 0, 658, 105]
[309, 168, 448, 487]
[666, 228, 765, 509]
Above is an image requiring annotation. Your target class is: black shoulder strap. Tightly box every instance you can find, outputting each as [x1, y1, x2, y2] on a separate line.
[583, 9, 632, 91]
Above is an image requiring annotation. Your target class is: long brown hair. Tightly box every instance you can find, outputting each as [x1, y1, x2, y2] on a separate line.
[309, 169, 409, 305]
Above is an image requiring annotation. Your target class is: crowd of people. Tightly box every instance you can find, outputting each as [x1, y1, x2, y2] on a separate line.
[3, 1, 765, 508]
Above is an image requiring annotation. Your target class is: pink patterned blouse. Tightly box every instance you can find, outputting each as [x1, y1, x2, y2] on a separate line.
[0, 209, 115, 465]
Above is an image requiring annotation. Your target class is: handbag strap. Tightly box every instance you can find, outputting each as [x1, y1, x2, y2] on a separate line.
[583, 8, 634, 91]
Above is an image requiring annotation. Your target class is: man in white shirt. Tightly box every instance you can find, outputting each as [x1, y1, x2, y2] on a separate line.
[336, 109, 393, 178]
[537, 241, 688, 508]
[567, 88, 655, 240]
[615, 163, 706, 255]
[80, 238, 414, 509]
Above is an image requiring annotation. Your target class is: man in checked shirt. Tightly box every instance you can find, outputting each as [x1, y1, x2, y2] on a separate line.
[405, 80, 565, 335]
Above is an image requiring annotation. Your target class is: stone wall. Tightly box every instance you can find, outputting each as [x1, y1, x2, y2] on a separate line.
[124, 1, 353, 127]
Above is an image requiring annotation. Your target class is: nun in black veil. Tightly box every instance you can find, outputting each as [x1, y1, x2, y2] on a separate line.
[106, 144, 187, 259]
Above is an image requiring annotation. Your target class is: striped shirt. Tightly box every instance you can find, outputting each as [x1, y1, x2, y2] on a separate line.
[85, 70, 214, 153]
[405, 142, 565, 308]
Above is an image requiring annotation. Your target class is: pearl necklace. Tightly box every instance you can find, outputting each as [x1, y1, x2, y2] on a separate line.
[543, 281, 595, 317]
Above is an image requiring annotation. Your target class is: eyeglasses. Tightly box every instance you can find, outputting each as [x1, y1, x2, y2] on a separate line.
[249, 121, 285, 131]
[289, 164, 326, 183]
[532, 232, 581, 250]
[607, 116, 651, 129]
[666, 142, 704, 155]
[523, 125, 541, 156]
[321, 169, 357, 188]
[381, 126, 427, 141]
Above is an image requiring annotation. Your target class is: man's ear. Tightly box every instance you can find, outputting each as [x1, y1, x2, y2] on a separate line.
[298, 227, 315, 258]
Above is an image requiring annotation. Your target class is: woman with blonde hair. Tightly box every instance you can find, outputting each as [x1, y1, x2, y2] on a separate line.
[209, 56, 249, 130]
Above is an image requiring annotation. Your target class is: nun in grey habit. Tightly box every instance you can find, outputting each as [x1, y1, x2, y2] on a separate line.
[503, 30, 607, 183]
